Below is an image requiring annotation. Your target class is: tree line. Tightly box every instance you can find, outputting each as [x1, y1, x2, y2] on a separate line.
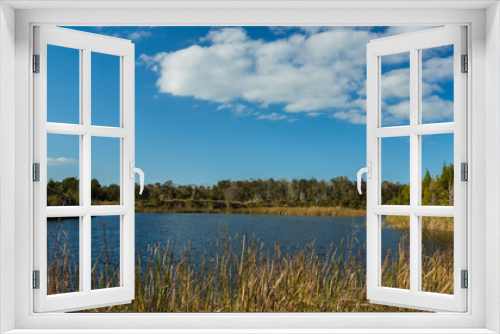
[384, 162, 454, 206]
[47, 162, 454, 209]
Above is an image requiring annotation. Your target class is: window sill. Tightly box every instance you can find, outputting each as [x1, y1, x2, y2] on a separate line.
[4, 329, 497, 334]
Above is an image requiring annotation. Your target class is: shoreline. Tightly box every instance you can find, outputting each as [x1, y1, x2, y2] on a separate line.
[134, 204, 366, 217]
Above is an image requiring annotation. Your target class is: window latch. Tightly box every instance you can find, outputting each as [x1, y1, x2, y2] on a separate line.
[129, 162, 145, 195]
[357, 162, 371, 195]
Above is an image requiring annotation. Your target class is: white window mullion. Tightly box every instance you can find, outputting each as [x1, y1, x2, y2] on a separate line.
[46, 123, 129, 138]
[372, 126, 411, 138]
[33, 26, 49, 307]
[121, 48, 135, 297]
[366, 44, 380, 298]
[453, 26, 468, 301]
[409, 46, 420, 295]
[90, 126, 129, 138]
[82, 47, 92, 295]
[78, 48, 84, 293]
[82, 47, 91, 212]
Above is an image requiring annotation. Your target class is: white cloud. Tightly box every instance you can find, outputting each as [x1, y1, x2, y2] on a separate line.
[384, 100, 410, 123]
[203, 28, 248, 44]
[381, 68, 410, 99]
[332, 99, 367, 124]
[422, 95, 454, 123]
[128, 30, 153, 42]
[422, 55, 453, 83]
[306, 112, 322, 118]
[141, 27, 375, 121]
[216, 103, 252, 116]
[257, 113, 288, 121]
[85, 27, 153, 42]
[269, 26, 330, 36]
[141, 26, 451, 125]
[332, 109, 366, 124]
[47, 157, 77, 166]
[378, 53, 453, 125]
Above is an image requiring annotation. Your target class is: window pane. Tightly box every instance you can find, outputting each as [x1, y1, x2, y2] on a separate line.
[380, 52, 410, 127]
[91, 215, 121, 290]
[421, 133, 454, 206]
[47, 45, 80, 124]
[421, 216, 454, 294]
[47, 134, 80, 206]
[421, 45, 454, 124]
[91, 137, 121, 205]
[91, 52, 120, 127]
[47, 217, 80, 295]
[381, 137, 410, 205]
[381, 215, 410, 290]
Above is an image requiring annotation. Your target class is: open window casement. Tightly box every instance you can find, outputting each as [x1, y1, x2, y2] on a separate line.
[364, 26, 467, 312]
[33, 26, 139, 312]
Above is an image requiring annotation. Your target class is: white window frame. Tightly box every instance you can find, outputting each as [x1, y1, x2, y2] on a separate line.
[0, 1, 499, 333]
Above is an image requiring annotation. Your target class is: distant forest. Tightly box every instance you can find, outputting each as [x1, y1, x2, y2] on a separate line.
[47, 163, 454, 211]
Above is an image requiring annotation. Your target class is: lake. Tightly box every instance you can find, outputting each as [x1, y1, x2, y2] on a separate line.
[47, 213, 451, 276]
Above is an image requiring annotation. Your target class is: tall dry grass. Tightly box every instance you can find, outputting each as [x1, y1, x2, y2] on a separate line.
[384, 216, 454, 232]
[137, 205, 366, 218]
[48, 229, 453, 312]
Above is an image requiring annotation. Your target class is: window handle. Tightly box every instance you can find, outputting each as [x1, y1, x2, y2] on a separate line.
[129, 162, 145, 195]
[357, 162, 371, 195]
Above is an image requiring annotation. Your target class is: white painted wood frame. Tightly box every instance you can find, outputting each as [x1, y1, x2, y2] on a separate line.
[32, 26, 135, 312]
[366, 26, 467, 312]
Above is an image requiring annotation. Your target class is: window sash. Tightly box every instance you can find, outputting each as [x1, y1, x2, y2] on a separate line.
[366, 26, 468, 312]
[32, 26, 136, 313]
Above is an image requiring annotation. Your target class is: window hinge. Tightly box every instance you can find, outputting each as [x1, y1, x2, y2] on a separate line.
[461, 162, 468, 182]
[461, 270, 468, 289]
[33, 270, 40, 289]
[33, 163, 40, 182]
[33, 54, 40, 73]
[461, 54, 468, 73]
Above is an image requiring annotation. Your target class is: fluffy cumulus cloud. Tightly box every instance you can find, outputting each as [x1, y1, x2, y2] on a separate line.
[379, 54, 453, 124]
[140, 27, 453, 124]
[47, 157, 77, 166]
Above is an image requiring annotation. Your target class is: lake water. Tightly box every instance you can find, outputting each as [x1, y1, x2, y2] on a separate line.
[47, 213, 420, 271]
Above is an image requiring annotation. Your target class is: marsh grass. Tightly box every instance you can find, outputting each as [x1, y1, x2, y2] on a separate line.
[136, 204, 365, 218]
[47, 223, 79, 294]
[384, 216, 454, 232]
[47, 223, 453, 312]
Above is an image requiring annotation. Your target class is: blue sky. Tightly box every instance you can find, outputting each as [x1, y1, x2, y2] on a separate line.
[47, 26, 454, 186]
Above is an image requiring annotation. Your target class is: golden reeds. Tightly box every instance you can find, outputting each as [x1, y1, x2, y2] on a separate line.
[136, 205, 366, 218]
[47, 231, 453, 313]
